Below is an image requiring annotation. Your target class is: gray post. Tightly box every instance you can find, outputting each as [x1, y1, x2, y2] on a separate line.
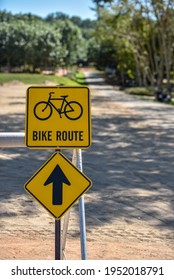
[55, 149, 62, 260]
[73, 149, 87, 260]
[55, 220, 61, 260]
[62, 210, 70, 259]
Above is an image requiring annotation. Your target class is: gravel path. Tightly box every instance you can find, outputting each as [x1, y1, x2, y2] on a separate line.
[83, 72, 174, 258]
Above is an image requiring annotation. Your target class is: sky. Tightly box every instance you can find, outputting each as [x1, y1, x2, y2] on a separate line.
[0, 0, 96, 20]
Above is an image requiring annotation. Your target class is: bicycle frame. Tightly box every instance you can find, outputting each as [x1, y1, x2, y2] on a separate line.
[34, 92, 83, 121]
[46, 96, 73, 118]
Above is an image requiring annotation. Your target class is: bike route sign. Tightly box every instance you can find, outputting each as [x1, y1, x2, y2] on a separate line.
[25, 86, 91, 148]
[24, 152, 92, 219]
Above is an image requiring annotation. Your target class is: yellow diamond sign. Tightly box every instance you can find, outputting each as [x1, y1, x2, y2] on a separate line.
[24, 152, 92, 219]
[25, 86, 91, 148]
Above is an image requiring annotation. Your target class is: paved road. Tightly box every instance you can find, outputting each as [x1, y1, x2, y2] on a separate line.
[81, 71, 174, 257]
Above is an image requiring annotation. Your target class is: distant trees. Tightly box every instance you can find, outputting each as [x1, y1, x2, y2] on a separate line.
[0, 20, 62, 71]
[0, 11, 96, 72]
[2, 1, 174, 90]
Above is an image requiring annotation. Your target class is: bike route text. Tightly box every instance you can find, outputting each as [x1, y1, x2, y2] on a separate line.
[32, 130, 84, 141]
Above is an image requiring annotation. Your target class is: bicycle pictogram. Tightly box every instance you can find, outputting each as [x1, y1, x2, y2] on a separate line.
[34, 92, 83, 121]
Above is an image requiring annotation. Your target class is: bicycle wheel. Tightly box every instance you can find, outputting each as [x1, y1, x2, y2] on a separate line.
[34, 101, 52, 120]
[64, 101, 83, 120]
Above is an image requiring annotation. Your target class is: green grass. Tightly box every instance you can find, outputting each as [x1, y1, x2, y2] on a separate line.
[0, 72, 86, 86]
[75, 72, 87, 85]
[65, 71, 87, 86]
[125, 87, 154, 96]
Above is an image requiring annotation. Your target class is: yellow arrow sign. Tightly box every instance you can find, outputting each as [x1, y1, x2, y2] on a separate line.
[25, 86, 91, 149]
[24, 152, 92, 219]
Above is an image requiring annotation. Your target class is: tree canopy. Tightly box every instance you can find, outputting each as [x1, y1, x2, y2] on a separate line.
[0, 10, 96, 72]
[91, 0, 174, 88]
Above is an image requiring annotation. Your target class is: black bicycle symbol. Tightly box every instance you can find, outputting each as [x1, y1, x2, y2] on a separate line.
[34, 92, 83, 121]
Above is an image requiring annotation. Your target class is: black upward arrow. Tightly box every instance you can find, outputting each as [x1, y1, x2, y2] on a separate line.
[44, 165, 71, 205]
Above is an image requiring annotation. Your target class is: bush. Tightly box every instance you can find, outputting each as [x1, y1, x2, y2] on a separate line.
[125, 87, 153, 96]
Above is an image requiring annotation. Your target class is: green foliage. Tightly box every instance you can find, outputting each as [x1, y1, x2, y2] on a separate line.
[91, 0, 174, 88]
[0, 11, 95, 71]
[0, 20, 63, 70]
[125, 87, 153, 96]
[66, 71, 87, 85]
[45, 12, 69, 22]
[56, 19, 88, 66]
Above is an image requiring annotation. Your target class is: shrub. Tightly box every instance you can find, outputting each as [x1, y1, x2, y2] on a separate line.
[125, 87, 153, 96]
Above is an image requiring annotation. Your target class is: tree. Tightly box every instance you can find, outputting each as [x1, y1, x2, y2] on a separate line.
[55, 19, 87, 67]
[0, 10, 94, 71]
[0, 20, 64, 71]
[29, 22, 63, 70]
[0, 21, 33, 70]
[145, 0, 174, 89]
[45, 12, 69, 22]
[92, 0, 174, 88]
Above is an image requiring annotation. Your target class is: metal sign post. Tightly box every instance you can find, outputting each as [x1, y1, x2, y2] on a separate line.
[62, 210, 70, 259]
[72, 149, 87, 260]
[55, 220, 61, 260]
[58, 149, 88, 260]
